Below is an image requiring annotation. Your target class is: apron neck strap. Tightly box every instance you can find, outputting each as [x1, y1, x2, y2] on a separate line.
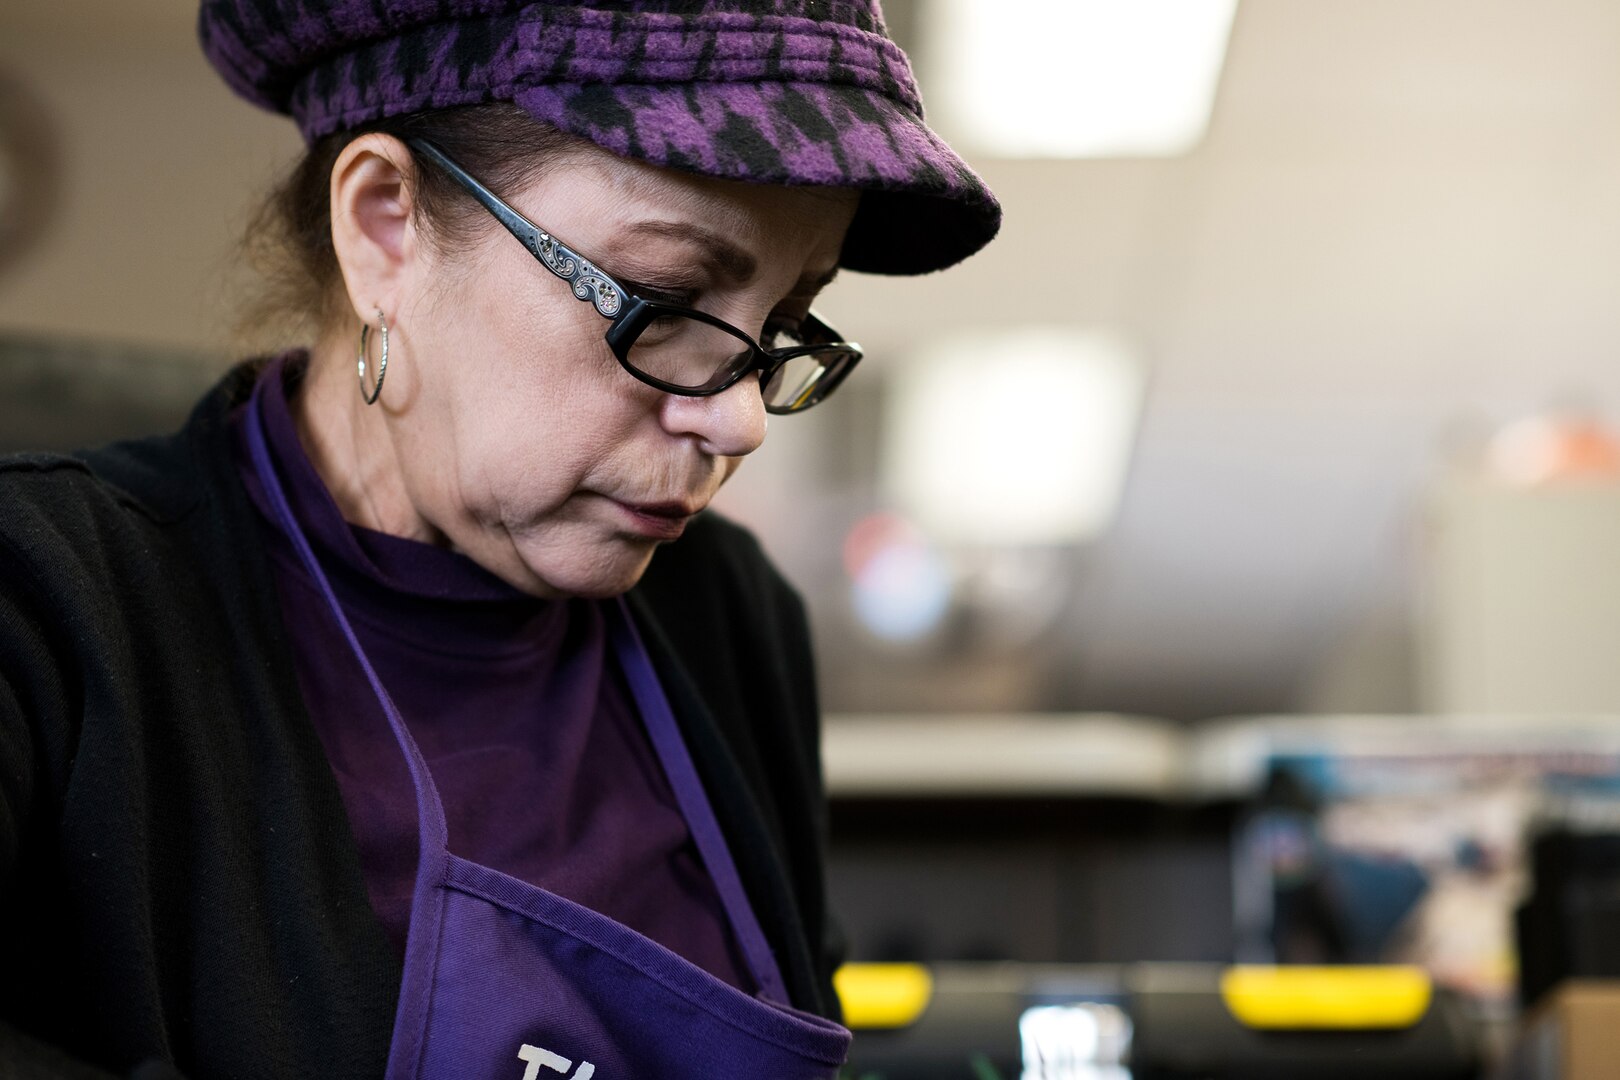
[609, 600, 794, 1006]
[241, 379, 451, 862]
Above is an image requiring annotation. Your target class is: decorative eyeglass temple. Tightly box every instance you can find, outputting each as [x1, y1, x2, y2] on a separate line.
[406, 138, 626, 320]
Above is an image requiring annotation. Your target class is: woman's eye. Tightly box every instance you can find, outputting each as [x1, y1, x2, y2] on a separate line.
[635, 311, 688, 347]
[624, 280, 696, 307]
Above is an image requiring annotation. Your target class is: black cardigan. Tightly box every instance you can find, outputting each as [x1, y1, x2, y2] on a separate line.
[0, 364, 839, 1079]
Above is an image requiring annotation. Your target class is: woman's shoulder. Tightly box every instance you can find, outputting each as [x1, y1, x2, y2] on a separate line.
[0, 433, 190, 508]
[0, 434, 201, 583]
[0, 363, 257, 606]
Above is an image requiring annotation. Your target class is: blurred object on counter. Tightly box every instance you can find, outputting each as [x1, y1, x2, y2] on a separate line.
[1516, 826, 1620, 1011]
[1130, 964, 1477, 1080]
[1485, 409, 1620, 488]
[1236, 767, 1431, 968]
[1508, 981, 1620, 1080]
[1423, 409, 1620, 713]
[838, 961, 1481, 1080]
[826, 713, 1620, 989]
[1214, 715, 1620, 1011]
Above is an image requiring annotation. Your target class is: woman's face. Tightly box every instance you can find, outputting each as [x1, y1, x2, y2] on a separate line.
[376, 141, 858, 598]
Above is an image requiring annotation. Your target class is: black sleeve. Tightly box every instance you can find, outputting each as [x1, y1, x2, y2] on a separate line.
[0, 518, 187, 1080]
[0, 569, 41, 970]
[0, 546, 98, 1076]
[767, 563, 846, 1013]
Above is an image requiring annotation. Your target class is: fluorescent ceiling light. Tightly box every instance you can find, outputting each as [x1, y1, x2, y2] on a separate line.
[882, 328, 1146, 547]
[925, 0, 1239, 158]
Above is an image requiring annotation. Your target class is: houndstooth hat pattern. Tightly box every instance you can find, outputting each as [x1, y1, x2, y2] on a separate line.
[199, 0, 1001, 273]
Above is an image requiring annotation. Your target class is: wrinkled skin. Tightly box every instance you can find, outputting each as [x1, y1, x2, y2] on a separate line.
[299, 132, 857, 598]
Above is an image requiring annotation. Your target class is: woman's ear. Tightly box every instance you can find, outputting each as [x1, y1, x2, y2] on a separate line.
[328, 133, 420, 324]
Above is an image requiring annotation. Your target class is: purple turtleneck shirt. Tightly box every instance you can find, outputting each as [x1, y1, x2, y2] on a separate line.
[229, 355, 752, 991]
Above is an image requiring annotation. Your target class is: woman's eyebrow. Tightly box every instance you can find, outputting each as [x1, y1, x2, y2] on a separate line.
[623, 220, 758, 282]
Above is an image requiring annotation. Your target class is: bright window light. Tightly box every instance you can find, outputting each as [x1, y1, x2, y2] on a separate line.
[925, 0, 1239, 158]
[882, 329, 1146, 547]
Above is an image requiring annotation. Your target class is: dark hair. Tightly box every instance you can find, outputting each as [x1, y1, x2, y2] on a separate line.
[240, 103, 572, 344]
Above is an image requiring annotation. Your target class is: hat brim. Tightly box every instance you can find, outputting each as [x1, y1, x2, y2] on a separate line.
[512, 81, 1001, 276]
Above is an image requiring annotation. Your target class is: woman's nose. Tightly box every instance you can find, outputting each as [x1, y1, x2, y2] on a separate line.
[659, 374, 768, 458]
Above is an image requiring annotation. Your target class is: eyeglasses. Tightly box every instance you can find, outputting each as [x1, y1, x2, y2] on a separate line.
[404, 138, 863, 415]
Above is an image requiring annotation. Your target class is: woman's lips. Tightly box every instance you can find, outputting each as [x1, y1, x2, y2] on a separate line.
[612, 499, 696, 540]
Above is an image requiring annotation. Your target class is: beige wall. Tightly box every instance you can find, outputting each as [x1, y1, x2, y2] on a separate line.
[0, 6, 301, 355]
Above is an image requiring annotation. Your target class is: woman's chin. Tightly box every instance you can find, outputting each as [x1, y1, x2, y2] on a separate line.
[509, 543, 659, 601]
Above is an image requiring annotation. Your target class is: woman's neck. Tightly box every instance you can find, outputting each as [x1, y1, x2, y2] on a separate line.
[292, 337, 451, 548]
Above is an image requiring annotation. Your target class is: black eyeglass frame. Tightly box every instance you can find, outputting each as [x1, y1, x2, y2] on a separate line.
[404, 137, 862, 415]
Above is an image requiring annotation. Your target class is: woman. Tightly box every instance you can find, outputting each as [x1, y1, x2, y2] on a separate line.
[0, 1, 997, 1077]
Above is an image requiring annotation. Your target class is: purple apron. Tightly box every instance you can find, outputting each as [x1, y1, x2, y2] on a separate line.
[243, 393, 851, 1079]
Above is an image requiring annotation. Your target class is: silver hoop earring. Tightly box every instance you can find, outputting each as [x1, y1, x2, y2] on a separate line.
[357, 309, 389, 405]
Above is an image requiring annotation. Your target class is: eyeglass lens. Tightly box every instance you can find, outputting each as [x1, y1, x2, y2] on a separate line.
[622, 310, 850, 412]
[762, 352, 843, 412]
[624, 313, 755, 393]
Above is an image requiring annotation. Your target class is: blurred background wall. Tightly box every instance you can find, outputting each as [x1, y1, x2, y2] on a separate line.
[5, 0, 1620, 723]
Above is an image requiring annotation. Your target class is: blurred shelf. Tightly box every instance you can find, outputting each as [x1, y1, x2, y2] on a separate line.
[822, 713, 1184, 798]
[825, 712, 1620, 801]
[1190, 713, 1620, 797]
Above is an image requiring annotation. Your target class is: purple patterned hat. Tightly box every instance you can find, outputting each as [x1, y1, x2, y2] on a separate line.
[197, 0, 1000, 274]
